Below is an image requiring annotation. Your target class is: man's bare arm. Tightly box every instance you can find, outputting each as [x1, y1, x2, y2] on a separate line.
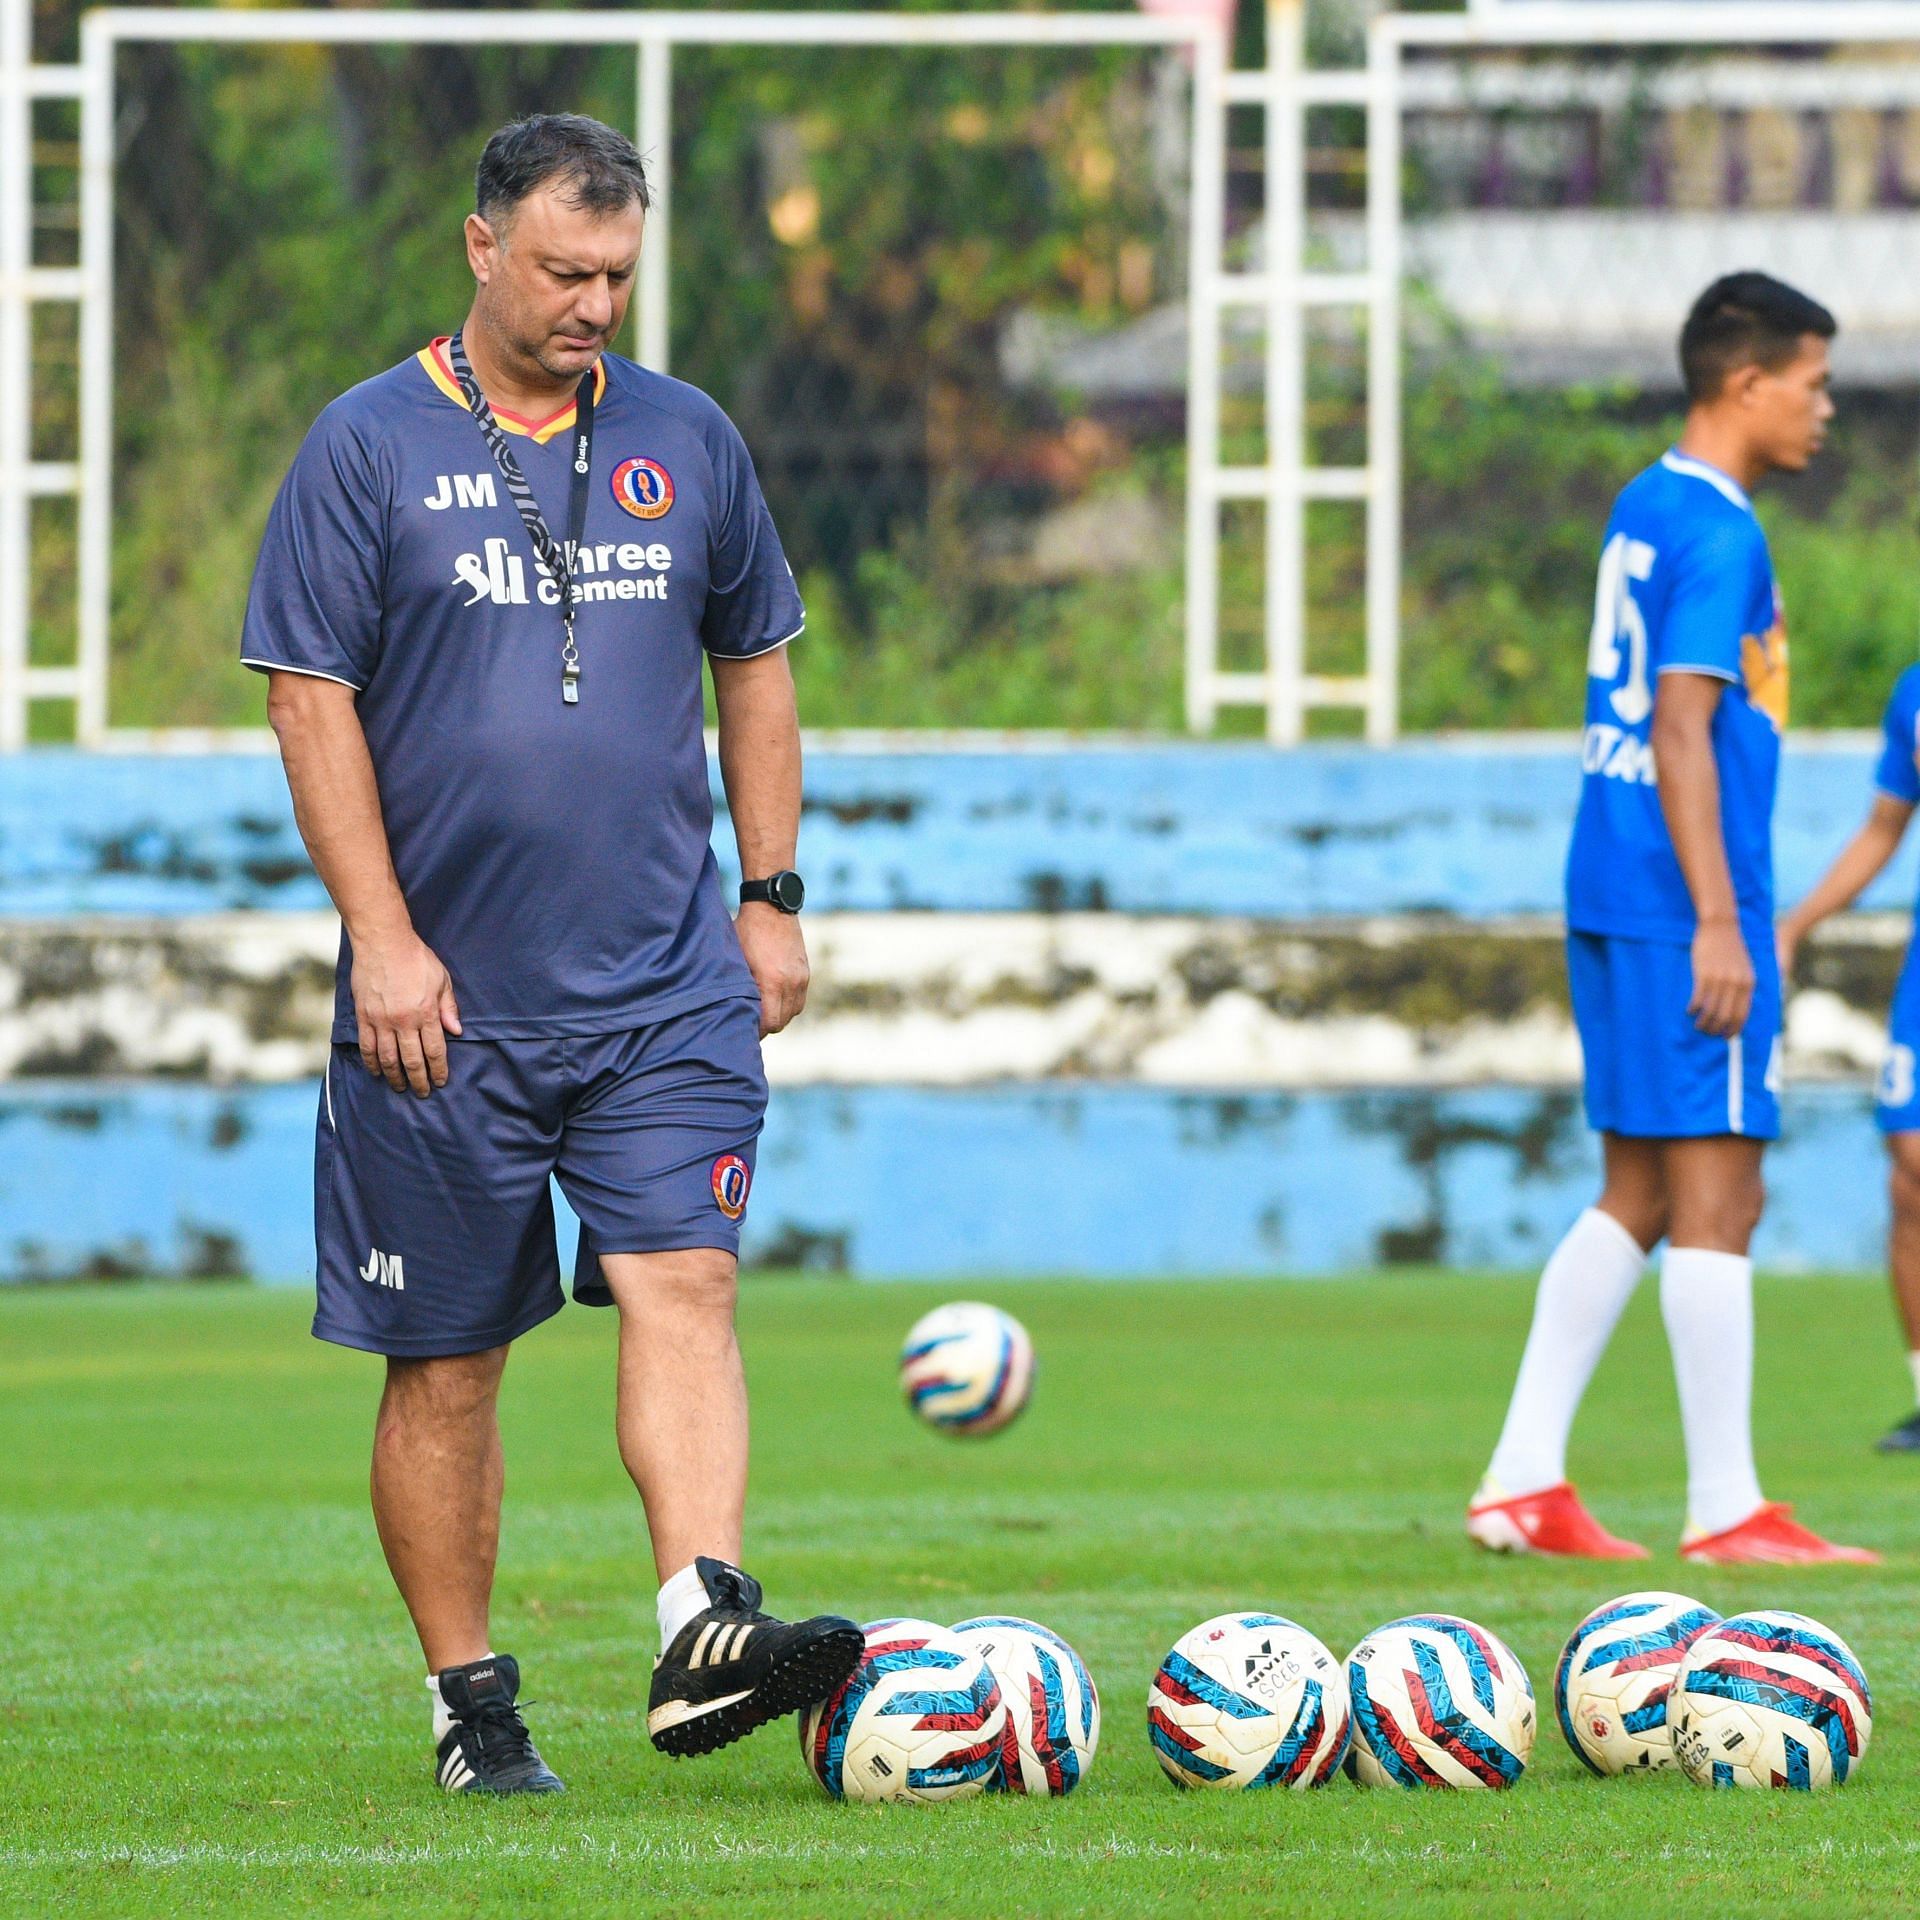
[711, 648, 808, 1038]
[1779, 792, 1915, 974]
[1651, 669, 1751, 1038]
[264, 671, 461, 1094]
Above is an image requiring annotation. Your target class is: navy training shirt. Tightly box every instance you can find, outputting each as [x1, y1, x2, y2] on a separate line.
[241, 338, 805, 1042]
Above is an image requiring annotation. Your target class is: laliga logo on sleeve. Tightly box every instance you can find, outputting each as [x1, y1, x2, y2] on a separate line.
[711, 1154, 751, 1220]
[611, 456, 675, 520]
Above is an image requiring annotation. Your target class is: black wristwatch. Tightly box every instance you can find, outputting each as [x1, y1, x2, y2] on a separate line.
[740, 870, 806, 914]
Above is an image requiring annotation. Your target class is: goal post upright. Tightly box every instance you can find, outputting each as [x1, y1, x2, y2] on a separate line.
[1, 0, 89, 751]
[635, 37, 672, 375]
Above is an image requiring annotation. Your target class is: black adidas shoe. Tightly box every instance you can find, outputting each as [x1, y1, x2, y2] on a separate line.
[648, 1556, 862, 1759]
[433, 1654, 564, 1795]
[1877, 1410, 1920, 1453]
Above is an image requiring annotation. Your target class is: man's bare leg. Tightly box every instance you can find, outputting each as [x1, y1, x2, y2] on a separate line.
[599, 1247, 861, 1757]
[599, 1248, 747, 1579]
[370, 1345, 508, 1671]
[1879, 1132, 1920, 1443]
[1660, 1134, 1764, 1255]
[1594, 1133, 1670, 1250]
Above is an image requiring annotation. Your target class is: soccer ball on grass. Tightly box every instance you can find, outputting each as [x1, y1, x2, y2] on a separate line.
[799, 1620, 1008, 1803]
[1148, 1612, 1350, 1789]
[951, 1614, 1100, 1796]
[899, 1302, 1035, 1436]
[1668, 1609, 1872, 1791]
[1345, 1613, 1534, 1789]
[1553, 1589, 1720, 1775]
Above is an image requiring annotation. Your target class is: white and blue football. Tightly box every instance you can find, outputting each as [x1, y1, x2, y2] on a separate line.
[1669, 1609, 1872, 1791]
[799, 1620, 1007, 1803]
[1554, 1590, 1720, 1775]
[1148, 1612, 1350, 1789]
[899, 1302, 1034, 1436]
[952, 1615, 1100, 1796]
[1345, 1614, 1534, 1789]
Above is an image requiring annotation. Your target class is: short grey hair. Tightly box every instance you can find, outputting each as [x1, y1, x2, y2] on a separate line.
[475, 113, 651, 227]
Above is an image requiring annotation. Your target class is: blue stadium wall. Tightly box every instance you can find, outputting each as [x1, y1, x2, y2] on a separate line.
[2, 740, 1911, 1281]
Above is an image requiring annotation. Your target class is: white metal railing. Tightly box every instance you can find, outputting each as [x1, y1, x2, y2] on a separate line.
[27, 2, 1920, 751]
[6, 3, 1266, 749]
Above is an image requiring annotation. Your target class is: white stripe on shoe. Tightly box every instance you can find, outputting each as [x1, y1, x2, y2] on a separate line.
[691, 1622, 720, 1669]
[647, 1688, 753, 1735]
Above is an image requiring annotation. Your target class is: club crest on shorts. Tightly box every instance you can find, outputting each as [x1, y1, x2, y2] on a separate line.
[610, 456, 674, 520]
[711, 1153, 751, 1220]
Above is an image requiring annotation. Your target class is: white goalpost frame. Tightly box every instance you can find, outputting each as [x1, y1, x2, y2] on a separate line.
[0, 3, 1239, 750]
[19, 5, 1918, 753]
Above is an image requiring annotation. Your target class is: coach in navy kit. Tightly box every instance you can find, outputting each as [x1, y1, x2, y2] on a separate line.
[242, 114, 860, 1795]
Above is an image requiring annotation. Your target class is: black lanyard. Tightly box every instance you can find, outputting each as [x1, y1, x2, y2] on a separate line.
[447, 330, 596, 705]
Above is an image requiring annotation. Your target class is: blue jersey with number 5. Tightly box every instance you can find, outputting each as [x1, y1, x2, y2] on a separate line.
[1564, 450, 1786, 945]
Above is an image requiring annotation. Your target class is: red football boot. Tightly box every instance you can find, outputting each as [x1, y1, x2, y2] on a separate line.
[1680, 1502, 1881, 1566]
[1466, 1479, 1649, 1559]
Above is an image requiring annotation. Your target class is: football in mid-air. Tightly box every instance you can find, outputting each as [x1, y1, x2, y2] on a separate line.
[951, 1614, 1101, 1796]
[1554, 1590, 1721, 1775]
[1668, 1609, 1872, 1791]
[898, 1302, 1035, 1436]
[1147, 1612, 1350, 1789]
[1345, 1613, 1534, 1789]
[799, 1620, 1008, 1803]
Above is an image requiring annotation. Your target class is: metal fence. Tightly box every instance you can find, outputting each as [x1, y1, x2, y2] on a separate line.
[8, 3, 1920, 748]
[1, 4, 1220, 749]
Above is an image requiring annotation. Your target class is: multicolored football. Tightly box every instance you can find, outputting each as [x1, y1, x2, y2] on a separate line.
[898, 1302, 1035, 1436]
[1148, 1612, 1350, 1790]
[951, 1615, 1100, 1796]
[1345, 1613, 1534, 1789]
[1669, 1610, 1872, 1791]
[799, 1620, 1007, 1803]
[1554, 1590, 1721, 1775]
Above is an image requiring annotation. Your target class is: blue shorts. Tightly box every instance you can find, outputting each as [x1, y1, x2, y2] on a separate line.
[1877, 949, 1920, 1133]
[312, 997, 767, 1358]
[1567, 930, 1781, 1141]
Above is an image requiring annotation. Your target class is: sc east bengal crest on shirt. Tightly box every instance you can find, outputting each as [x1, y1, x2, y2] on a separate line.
[612, 456, 675, 519]
[1741, 586, 1789, 732]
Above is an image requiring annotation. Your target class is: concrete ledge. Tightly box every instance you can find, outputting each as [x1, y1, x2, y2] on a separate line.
[0, 912, 1902, 1088]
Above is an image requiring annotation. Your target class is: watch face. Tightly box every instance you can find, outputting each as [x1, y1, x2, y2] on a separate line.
[771, 870, 806, 913]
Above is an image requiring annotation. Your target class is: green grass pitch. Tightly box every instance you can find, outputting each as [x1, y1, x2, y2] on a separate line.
[3, 1273, 1916, 1918]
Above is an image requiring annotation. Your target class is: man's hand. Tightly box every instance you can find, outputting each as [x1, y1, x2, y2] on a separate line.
[736, 904, 809, 1037]
[352, 928, 463, 1094]
[1776, 913, 1806, 981]
[1689, 914, 1754, 1038]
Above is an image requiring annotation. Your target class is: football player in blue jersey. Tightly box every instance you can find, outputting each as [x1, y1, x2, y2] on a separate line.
[1469, 272, 1877, 1565]
[1779, 666, 1920, 1452]
[243, 116, 861, 1794]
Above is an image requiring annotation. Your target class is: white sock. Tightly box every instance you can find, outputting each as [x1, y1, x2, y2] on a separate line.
[1485, 1208, 1647, 1498]
[1662, 1245, 1765, 1534]
[657, 1563, 709, 1650]
[1908, 1350, 1920, 1410]
[426, 1654, 496, 1745]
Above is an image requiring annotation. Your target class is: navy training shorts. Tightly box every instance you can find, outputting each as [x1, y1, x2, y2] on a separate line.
[311, 996, 767, 1358]
[1567, 929, 1781, 1142]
